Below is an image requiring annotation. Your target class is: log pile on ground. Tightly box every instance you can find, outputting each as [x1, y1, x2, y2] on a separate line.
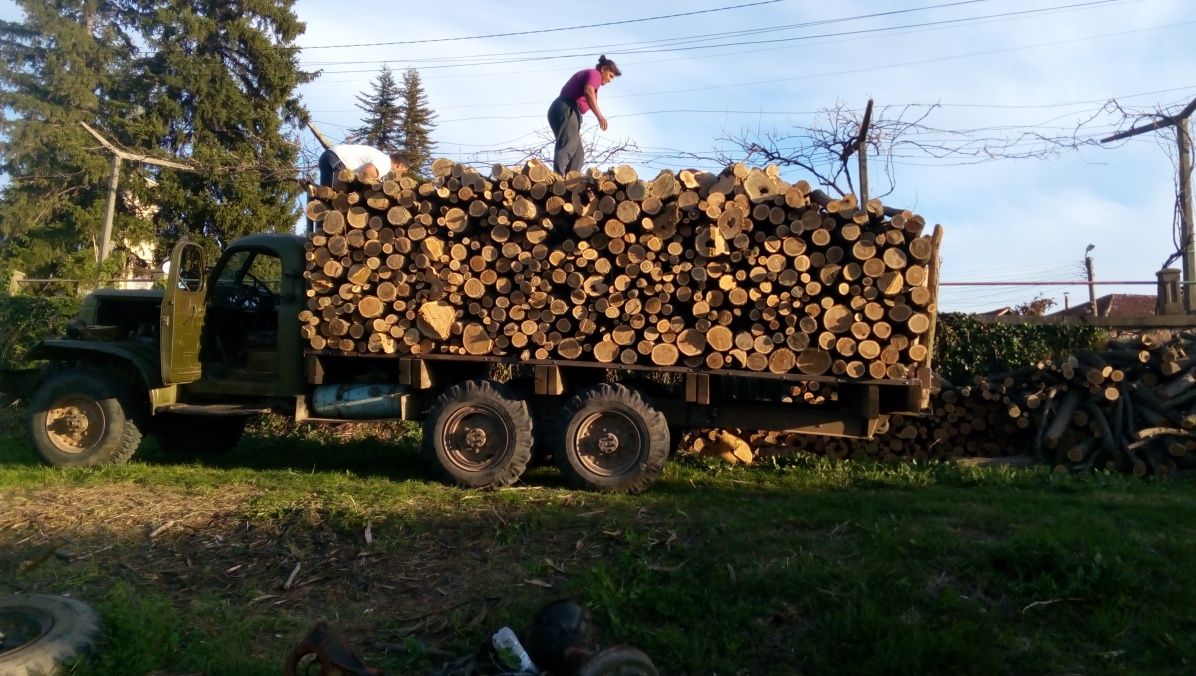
[301, 159, 938, 379]
[687, 331, 1196, 477]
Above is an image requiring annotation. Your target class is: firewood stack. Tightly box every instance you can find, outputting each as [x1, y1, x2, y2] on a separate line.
[301, 159, 938, 379]
[687, 331, 1196, 477]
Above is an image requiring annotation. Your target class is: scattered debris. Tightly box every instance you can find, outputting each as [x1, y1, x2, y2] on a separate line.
[284, 561, 302, 590]
[283, 621, 382, 676]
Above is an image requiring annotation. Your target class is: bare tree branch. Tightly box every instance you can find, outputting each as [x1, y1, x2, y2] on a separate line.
[707, 101, 959, 198]
[476, 125, 639, 171]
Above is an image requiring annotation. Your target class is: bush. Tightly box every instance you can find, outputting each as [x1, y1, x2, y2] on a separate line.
[933, 313, 1107, 384]
[0, 295, 80, 370]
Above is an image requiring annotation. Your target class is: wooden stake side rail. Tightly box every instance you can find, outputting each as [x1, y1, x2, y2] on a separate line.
[303, 349, 914, 435]
[303, 348, 922, 389]
[918, 224, 945, 407]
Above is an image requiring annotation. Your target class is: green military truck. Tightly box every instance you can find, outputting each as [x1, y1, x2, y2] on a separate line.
[21, 235, 937, 493]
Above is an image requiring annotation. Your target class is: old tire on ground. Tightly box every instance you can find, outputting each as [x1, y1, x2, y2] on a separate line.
[576, 646, 659, 676]
[153, 414, 247, 455]
[555, 384, 669, 494]
[0, 594, 103, 675]
[423, 380, 534, 488]
[27, 368, 143, 467]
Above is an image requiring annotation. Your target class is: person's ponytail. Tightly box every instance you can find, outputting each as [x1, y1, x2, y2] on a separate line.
[595, 54, 622, 77]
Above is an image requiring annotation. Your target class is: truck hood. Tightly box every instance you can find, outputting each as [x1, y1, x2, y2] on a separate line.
[87, 289, 165, 303]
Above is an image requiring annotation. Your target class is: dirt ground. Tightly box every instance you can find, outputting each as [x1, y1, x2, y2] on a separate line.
[0, 481, 628, 669]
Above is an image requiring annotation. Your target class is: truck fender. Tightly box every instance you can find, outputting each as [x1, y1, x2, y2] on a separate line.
[25, 339, 164, 389]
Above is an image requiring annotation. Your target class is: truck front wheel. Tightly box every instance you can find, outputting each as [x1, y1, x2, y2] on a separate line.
[423, 380, 534, 488]
[556, 384, 669, 494]
[27, 368, 143, 467]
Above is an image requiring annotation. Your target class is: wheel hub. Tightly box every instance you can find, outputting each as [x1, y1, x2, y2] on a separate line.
[0, 608, 51, 657]
[597, 431, 620, 454]
[442, 404, 512, 472]
[464, 426, 488, 450]
[574, 410, 643, 477]
[45, 396, 106, 454]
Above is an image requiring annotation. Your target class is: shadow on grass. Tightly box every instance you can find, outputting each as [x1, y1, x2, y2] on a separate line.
[0, 411, 576, 488]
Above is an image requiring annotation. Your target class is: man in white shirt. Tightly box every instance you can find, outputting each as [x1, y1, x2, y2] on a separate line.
[318, 143, 407, 185]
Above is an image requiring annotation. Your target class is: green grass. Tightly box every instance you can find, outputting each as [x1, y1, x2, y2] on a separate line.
[1, 412, 1195, 675]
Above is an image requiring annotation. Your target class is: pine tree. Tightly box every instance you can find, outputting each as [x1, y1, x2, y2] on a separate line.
[0, 0, 314, 280]
[123, 0, 313, 261]
[351, 66, 404, 153]
[396, 68, 437, 175]
[0, 1, 137, 281]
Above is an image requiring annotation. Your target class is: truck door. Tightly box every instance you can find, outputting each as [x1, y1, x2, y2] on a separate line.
[160, 240, 207, 384]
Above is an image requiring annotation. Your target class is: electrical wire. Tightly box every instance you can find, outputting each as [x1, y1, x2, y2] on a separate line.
[298, 0, 1002, 65]
[295, 0, 788, 50]
[308, 0, 1125, 73]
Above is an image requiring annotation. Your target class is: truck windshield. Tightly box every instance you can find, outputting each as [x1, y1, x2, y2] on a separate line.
[217, 251, 282, 293]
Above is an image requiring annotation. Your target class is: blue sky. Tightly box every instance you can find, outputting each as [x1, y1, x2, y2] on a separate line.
[4, 0, 1194, 312]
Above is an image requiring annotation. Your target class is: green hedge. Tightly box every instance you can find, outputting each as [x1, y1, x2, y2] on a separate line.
[933, 313, 1107, 384]
[0, 295, 81, 370]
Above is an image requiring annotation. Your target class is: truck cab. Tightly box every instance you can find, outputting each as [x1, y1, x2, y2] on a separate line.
[24, 235, 308, 465]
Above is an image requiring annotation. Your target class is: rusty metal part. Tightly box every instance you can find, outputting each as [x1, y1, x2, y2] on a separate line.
[440, 403, 513, 473]
[574, 410, 643, 478]
[283, 621, 383, 676]
[45, 396, 105, 454]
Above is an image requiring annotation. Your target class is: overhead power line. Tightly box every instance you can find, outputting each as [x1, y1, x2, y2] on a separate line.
[295, 0, 787, 50]
[306, 0, 1122, 72]
[298, 0, 999, 64]
[600, 19, 1191, 102]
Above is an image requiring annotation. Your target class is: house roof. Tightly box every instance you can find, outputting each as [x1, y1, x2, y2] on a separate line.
[1050, 293, 1157, 318]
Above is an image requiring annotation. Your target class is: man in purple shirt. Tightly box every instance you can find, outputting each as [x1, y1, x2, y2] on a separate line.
[547, 55, 621, 175]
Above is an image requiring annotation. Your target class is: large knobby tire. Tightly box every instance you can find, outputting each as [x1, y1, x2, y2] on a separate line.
[0, 594, 103, 675]
[423, 380, 534, 489]
[27, 368, 143, 467]
[555, 384, 669, 494]
[153, 414, 246, 455]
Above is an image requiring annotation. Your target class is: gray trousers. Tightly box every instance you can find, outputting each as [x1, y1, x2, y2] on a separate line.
[548, 96, 582, 175]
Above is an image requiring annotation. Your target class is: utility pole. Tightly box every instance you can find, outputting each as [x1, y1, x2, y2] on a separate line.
[856, 99, 874, 205]
[1084, 245, 1098, 317]
[1101, 96, 1196, 312]
[840, 98, 874, 204]
[306, 120, 334, 152]
[80, 122, 194, 263]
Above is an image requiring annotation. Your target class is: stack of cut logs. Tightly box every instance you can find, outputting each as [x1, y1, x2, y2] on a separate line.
[689, 331, 1196, 477]
[301, 159, 939, 379]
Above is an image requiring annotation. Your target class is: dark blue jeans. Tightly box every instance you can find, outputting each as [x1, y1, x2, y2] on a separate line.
[318, 149, 344, 187]
[307, 150, 345, 234]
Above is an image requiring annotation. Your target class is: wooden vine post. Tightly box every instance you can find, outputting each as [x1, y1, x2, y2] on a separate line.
[1101, 96, 1196, 312]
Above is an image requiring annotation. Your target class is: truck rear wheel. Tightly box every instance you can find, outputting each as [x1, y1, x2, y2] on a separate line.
[27, 368, 143, 467]
[555, 384, 669, 494]
[423, 380, 533, 489]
